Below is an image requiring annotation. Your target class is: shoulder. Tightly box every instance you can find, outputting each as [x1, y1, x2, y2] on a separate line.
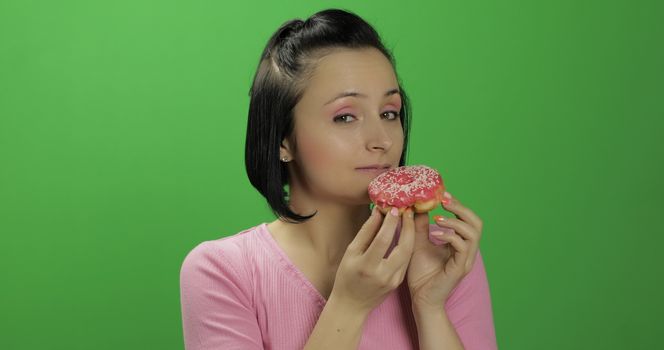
[180, 224, 265, 282]
[179, 225, 269, 335]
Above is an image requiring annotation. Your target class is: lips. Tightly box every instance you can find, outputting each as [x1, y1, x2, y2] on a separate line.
[356, 164, 391, 170]
[356, 165, 391, 176]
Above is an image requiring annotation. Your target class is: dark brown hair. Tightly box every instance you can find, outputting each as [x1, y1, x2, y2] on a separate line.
[245, 8, 412, 223]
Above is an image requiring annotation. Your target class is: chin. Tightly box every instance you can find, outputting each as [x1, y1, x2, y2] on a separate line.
[334, 189, 372, 207]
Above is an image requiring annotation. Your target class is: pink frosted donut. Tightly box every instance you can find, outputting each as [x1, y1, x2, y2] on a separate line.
[367, 165, 445, 214]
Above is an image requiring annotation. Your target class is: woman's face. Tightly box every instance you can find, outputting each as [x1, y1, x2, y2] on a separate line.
[282, 47, 404, 205]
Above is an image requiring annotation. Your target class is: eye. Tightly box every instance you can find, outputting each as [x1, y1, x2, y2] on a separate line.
[382, 111, 401, 120]
[333, 114, 357, 123]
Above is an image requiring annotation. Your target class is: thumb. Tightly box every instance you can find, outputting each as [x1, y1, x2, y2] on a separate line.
[412, 211, 431, 248]
[414, 211, 430, 233]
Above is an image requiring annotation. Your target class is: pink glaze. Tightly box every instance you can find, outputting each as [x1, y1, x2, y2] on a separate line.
[368, 165, 445, 209]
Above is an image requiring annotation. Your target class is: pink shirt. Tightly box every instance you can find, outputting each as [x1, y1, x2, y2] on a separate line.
[179, 223, 497, 349]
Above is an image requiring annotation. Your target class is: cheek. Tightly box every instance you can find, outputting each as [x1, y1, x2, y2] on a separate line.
[297, 133, 350, 168]
[297, 137, 327, 167]
[394, 128, 405, 150]
[387, 123, 405, 152]
[298, 135, 340, 170]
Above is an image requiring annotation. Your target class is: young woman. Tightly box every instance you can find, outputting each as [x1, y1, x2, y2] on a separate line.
[180, 8, 497, 350]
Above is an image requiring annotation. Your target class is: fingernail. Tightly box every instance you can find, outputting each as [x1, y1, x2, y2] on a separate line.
[442, 198, 451, 206]
[434, 215, 445, 222]
[443, 191, 452, 199]
[390, 207, 399, 216]
[406, 208, 413, 218]
[431, 231, 445, 237]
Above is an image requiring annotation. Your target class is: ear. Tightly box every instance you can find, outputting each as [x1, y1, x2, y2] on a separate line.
[280, 137, 294, 160]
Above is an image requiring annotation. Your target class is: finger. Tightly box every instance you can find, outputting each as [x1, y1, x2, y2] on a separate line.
[433, 232, 469, 268]
[433, 216, 481, 268]
[465, 248, 479, 274]
[412, 211, 433, 249]
[413, 211, 430, 234]
[386, 208, 415, 270]
[365, 206, 401, 262]
[441, 192, 484, 232]
[432, 216, 479, 242]
[348, 206, 383, 254]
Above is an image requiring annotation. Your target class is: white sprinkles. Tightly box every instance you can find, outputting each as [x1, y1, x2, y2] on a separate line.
[367, 165, 442, 207]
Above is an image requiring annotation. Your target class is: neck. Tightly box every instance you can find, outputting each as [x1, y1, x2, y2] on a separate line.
[274, 186, 372, 266]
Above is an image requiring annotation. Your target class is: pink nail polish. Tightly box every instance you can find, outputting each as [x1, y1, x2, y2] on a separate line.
[390, 207, 399, 216]
[443, 191, 452, 199]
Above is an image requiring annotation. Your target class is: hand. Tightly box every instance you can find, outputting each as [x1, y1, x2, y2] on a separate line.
[406, 191, 484, 309]
[331, 206, 416, 313]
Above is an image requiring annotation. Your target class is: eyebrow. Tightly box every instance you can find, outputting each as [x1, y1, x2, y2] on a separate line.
[324, 88, 401, 105]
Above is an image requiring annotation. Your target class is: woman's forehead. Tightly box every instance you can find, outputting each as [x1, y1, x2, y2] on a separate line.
[300, 48, 399, 106]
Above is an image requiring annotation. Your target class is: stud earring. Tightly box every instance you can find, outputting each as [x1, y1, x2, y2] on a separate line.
[281, 156, 289, 162]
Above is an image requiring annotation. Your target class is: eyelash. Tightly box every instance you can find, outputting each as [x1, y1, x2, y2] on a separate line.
[333, 111, 401, 123]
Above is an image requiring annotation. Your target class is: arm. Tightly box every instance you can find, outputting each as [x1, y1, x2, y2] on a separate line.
[413, 250, 497, 350]
[413, 306, 464, 349]
[303, 293, 371, 350]
[179, 242, 263, 350]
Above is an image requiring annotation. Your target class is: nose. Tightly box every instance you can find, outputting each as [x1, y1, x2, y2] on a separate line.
[364, 116, 393, 152]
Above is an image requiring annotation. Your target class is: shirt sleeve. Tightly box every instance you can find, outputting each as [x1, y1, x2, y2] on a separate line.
[179, 241, 264, 350]
[444, 248, 498, 350]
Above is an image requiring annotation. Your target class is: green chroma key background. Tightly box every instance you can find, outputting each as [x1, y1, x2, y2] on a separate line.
[1, 0, 662, 349]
